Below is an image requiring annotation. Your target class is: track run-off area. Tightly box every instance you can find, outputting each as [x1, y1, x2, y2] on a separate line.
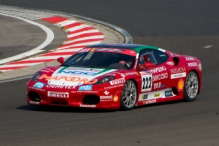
[0, 1, 219, 146]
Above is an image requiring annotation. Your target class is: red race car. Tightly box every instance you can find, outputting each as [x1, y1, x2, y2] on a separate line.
[27, 44, 202, 110]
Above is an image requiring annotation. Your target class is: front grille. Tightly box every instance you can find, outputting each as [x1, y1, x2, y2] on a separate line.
[28, 91, 41, 102]
[82, 95, 100, 104]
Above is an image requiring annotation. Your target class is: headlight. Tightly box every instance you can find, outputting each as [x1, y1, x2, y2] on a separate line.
[32, 71, 41, 81]
[95, 76, 115, 84]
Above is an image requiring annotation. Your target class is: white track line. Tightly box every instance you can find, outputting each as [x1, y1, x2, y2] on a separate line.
[0, 13, 54, 65]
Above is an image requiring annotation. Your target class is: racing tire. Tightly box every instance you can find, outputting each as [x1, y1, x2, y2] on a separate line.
[184, 71, 199, 102]
[120, 80, 137, 110]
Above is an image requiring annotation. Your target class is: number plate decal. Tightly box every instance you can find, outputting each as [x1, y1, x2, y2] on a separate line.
[141, 74, 152, 92]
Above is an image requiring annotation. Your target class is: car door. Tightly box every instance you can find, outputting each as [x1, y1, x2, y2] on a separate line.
[137, 49, 169, 102]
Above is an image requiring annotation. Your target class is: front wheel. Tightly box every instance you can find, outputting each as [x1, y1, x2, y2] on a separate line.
[120, 80, 137, 110]
[184, 71, 199, 101]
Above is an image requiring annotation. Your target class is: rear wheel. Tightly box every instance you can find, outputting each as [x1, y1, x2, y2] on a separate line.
[120, 80, 137, 110]
[184, 71, 199, 101]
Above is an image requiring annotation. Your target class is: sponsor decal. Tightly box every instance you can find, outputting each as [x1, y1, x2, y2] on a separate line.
[177, 79, 184, 91]
[141, 74, 152, 92]
[40, 74, 98, 84]
[33, 82, 46, 88]
[170, 68, 186, 74]
[120, 73, 125, 78]
[48, 91, 69, 98]
[100, 95, 113, 99]
[90, 48, 96, 52]
[165, 90, 173, 97]
[198, 64, 202, 71]
[80, 104, 96, 108]
[110, 78, 125, 85]
[29, 101, 40, 105]
[154, 93, 160, 98]
[57, 67, 103, 76]
[125, 72, 138, 76]
[104, 91, 110, 95]
[188, 62, 197, 67]
[170, 67, 186, 79]
[154, 82, 161, 89]
[71, 91, 99, 93]
[185, 57, 195, 61]
[105, 73, 116, 76]
[58, 70, 97, 76]
[149, 66, 166, 74]
[141, 94, 148, 100]
[171, 73, 186, 79]
[144, 99, 157, 105]
[46, 84, 76, 89]
[166, 61, 174, 66]
[139, 88, 172, 101]
[64, 67, 102, 72]
[153, 73, 168, 81]
[113, 96, 119, 102]
[104, 84, 124, 89]
[153, 82, 165, 89]
[28, 86, 45, 92]
[78, 85, 92, 91]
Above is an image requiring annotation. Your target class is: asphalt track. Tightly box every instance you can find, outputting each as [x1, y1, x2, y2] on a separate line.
[0, 0, 219, 146]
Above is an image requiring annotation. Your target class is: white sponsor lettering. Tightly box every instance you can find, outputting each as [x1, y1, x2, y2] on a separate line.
[46, 84, 76, 89]
[188, 62, 197, 67]
[171, 73, 186, 79]
[186, 57, 195, 61]
[170, 68, 186, 74]
[153, 73, 168, 81]
[125, 72, 137, 76]
[104, 91, 110, 95]
[104, 84, 124, 89]
[154, 82, 161, 89]
[146, 99, 156, 104]
[110, 78, 125, 85]
[71, 91, 99, 93]
[48, 91, 69, 98]
[29, 101, 40, 105]
[120, 73, 125, 78]
[100, 95, 113, 99]
[166, 61, 174, 66]
[80, 104, 96, 108]
[149, 66, 166, 74]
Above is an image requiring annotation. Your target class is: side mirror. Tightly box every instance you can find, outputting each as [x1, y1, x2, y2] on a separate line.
[139, 62, 155, 70]
[57, 57, 64, 65]
[144, 62, 155, 68]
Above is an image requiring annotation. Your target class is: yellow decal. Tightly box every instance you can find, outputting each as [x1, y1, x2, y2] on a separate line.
[90, 48, 96, 52]
[154, 93, 160, 98]
[177, 79, 184, 91]
[113, 95, 119, 102]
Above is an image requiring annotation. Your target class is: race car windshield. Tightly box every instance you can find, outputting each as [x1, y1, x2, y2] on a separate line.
[62, 48, 136, 69]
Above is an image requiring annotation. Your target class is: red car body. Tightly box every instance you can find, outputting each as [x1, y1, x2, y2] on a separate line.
[27, 44, 202, 110]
